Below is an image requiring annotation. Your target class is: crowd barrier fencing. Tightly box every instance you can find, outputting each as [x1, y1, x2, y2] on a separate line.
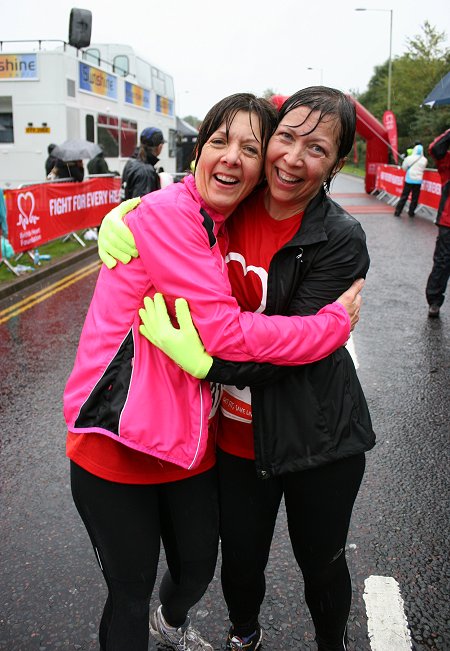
[373, 165, 440, 220]
[1, 168, 441, 276]
[1, 176, 121, 275]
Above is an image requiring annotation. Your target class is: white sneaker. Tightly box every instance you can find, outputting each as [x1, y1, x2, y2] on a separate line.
[149, 605, 213, 651]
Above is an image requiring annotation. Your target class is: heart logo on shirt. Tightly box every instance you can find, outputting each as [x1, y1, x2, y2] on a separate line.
[225, 251, 267, 313]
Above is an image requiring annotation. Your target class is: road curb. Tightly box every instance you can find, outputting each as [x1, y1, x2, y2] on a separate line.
[0, 246, 99, 302]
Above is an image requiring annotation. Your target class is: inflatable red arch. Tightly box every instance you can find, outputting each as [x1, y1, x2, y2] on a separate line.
[270, 94, 389, 194]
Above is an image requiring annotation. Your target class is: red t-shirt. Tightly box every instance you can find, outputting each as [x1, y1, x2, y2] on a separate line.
[66, 417, 217, 484]
[217, 190, 303, 459]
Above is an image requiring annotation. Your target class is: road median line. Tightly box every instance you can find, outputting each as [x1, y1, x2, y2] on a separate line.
[0, 260, 100, 324]
[363, 575, 412, 650]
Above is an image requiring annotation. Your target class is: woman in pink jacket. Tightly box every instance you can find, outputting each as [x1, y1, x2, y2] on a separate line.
[64, 93, 361, 651]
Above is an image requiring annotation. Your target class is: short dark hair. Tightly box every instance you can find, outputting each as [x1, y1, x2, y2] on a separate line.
[277, 86, 356, 190]
[194, 93, 277, 169]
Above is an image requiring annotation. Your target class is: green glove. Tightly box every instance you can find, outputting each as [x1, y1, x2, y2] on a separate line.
[139, 293, 213, 379]
[98, 197, 141, 269]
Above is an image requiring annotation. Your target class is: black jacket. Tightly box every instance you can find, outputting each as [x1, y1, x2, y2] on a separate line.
[206, 189, 375, 478]
[121, 152, 160, 199]
[45, 155, 58, 177]
[87, 154, 109, 175]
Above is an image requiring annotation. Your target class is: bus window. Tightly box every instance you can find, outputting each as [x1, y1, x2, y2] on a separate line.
[98, 114, 119, 157]
[113, 55, 129, 77]
[165, 75, 175, 100]
[120, 118, 137, 158]
[0, 96, 14, 143]
[83, 48, 101, 66]
[86, 114, 95, 142]
[136, 58, 151, 87]
[151, 67, 166, 96]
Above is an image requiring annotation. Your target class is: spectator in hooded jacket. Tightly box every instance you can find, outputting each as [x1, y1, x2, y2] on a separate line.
[394, 142, 428, 217]
[121, 127, 165, 199]
[45, 143, 58, 177]
[425, 128, 450, 318]
[87, 146, 110, 175]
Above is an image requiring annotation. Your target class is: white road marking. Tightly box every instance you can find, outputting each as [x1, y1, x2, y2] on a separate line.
[345, 333, 359, 369]
[363, 575, 413, 650]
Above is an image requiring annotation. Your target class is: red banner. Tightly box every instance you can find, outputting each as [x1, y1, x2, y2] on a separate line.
[5, 177, 121, 254]
[375, 165, 441, 210]
[382, 111, 399, 164]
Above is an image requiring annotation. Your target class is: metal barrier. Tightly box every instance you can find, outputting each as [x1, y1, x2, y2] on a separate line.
[374, 165, 440, 220]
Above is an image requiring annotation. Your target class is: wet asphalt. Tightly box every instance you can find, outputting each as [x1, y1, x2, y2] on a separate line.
[0, 174, 448, 650]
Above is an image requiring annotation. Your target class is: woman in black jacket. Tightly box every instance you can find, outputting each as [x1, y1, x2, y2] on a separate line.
[102, 87, 374, 651]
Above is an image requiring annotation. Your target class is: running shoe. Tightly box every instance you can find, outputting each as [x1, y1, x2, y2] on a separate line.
[428, 304, 440, 318]
[149, 605, 213, 651]
[225, 625, 262, 650]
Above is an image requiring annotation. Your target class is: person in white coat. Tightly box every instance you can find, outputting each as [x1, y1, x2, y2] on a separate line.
[395, 142, 428, 217]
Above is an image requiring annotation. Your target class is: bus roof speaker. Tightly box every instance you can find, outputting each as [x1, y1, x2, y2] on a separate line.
[68, 8, 92, 50]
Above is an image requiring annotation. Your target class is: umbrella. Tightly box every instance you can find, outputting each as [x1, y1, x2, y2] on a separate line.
[52, 139, 102, 161]
[422, 71, 450, 108]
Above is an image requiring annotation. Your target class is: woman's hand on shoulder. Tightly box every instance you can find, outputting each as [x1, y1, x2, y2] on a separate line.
[98, 198, 140, 269]
[336, 278, 364, 331]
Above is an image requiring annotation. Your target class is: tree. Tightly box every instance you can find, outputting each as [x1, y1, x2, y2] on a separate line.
[405, 20, 448, 60]
[262, 88, 277, 100]
[356, 22, 450, 158]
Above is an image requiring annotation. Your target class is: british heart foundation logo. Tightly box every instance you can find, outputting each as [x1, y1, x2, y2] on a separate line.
[16, 192, 40, 231]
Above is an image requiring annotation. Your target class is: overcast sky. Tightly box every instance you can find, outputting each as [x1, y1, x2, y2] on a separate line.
[3, 0, 449, 118]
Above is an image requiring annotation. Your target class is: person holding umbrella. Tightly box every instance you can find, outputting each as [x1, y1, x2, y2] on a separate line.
[49, 159, 84, 182]
[50, 139, 102, 181]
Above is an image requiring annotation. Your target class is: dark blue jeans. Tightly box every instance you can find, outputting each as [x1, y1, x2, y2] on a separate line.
[426, 225, 450, 307]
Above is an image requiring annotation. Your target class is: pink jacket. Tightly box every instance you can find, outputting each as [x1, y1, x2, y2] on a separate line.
[64, 176, 350, 470]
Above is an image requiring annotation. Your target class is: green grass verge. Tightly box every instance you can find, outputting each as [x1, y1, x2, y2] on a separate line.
[341, 164, 366, 178]
[0, 232, 98, 284]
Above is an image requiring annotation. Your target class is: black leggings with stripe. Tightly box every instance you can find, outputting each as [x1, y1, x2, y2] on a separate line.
[218, 450, 365, 651]
[70, 462, 219, 651]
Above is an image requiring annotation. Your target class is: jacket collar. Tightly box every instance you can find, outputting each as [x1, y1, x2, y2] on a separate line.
[285, 188, 329, 247]
[183, 174, 227, 232]
[145, 152, 160, 166]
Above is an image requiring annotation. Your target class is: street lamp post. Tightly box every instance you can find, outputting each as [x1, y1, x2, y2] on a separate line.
[355, 7, 393, 110]
[306, 67, 324, 85]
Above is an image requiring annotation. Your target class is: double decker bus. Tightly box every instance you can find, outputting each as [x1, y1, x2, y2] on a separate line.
[0, 41, 177, 187]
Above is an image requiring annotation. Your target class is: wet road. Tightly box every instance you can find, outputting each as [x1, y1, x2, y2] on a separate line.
[0, 174, 449, 650]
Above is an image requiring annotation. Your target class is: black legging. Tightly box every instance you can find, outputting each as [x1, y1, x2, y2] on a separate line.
[71, 462, 219, 651]
[218, 450, 365, 651]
